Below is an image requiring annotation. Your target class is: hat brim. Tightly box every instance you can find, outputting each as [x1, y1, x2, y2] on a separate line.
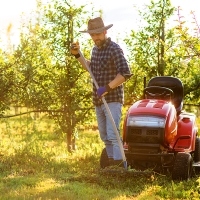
[79, 24, 113, 33]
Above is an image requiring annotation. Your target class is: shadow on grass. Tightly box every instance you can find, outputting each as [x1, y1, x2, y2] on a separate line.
[1, 118, 198, 199]
[0, 145, 157, 199]
[1, 145, 199, 199]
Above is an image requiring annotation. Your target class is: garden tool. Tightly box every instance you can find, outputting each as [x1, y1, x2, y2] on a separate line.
[78, 49, 127, 170]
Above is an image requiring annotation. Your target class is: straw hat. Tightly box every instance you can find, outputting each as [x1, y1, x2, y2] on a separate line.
[80, 17, 113, 33]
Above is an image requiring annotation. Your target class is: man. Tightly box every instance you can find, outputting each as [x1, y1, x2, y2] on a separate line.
[71, 17, 132, 166]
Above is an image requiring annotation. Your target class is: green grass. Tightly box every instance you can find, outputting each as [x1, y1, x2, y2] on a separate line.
[0, 114, 200, 199]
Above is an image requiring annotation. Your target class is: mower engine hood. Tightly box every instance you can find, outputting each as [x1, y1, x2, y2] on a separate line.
[126, 99, 172, 116]
[123, 99, 177, 146]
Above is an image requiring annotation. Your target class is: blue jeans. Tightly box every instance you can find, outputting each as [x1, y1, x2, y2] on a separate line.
[95, 102, 122, 160]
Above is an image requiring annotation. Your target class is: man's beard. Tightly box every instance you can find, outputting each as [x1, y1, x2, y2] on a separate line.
[95, 39, 106, 47]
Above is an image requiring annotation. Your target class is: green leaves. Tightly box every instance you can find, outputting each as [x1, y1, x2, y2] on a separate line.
[8, 0, 95, 151]
[124, 0, 200, 104]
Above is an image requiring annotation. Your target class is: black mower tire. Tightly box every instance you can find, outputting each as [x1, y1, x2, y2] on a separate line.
[194, 137, 200, 174]
[194, 137, 200, 162]
[172, 152, 193, 181]
[100, 148, 109, 169]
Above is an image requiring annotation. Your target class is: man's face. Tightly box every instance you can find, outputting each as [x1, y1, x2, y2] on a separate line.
[89, 31, 107, 47]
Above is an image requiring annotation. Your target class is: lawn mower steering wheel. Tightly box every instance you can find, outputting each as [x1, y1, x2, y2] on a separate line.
[144, 86, 174, 100]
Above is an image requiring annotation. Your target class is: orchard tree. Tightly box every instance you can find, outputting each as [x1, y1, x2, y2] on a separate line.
[14, 0, 98, 151]
[124, 0, 200, 105]
[0, 21, 20, 115]
[0, 48, 16, 115]
[173, 7, 200, 104]
[124, 0, 175, 102]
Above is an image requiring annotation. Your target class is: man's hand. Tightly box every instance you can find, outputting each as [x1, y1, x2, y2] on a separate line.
[97, 85, 112, 98]
[71, 41, 80, 58]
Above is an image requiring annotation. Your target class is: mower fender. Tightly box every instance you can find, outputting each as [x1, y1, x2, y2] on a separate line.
[172, 112, 198, 152]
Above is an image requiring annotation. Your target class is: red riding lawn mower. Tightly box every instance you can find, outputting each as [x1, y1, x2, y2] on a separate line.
[100, 76, 200, 181]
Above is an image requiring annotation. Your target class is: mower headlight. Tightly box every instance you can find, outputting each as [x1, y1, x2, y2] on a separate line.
[127, 115, 166, 128]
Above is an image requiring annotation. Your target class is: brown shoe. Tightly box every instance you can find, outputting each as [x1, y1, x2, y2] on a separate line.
[108, 158, 114, 166]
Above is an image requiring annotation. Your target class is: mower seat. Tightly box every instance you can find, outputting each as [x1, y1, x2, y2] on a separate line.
[147, 76, 184, 113]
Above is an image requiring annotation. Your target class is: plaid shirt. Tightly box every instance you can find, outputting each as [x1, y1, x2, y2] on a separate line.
[90, 38, 131, 106]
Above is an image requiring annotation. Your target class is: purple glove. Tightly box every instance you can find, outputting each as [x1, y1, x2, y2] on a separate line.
[97, 85, 112, 98]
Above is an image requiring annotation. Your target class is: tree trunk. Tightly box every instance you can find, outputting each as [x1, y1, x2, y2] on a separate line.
[67, 130, 76, 152]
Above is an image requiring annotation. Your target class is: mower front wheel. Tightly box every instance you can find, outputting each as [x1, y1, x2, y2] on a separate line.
[100, 148, 109, 169]
[172, 152, 193, 181]
[194, 137, 200, 174]
[194, 137, 200, 162]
